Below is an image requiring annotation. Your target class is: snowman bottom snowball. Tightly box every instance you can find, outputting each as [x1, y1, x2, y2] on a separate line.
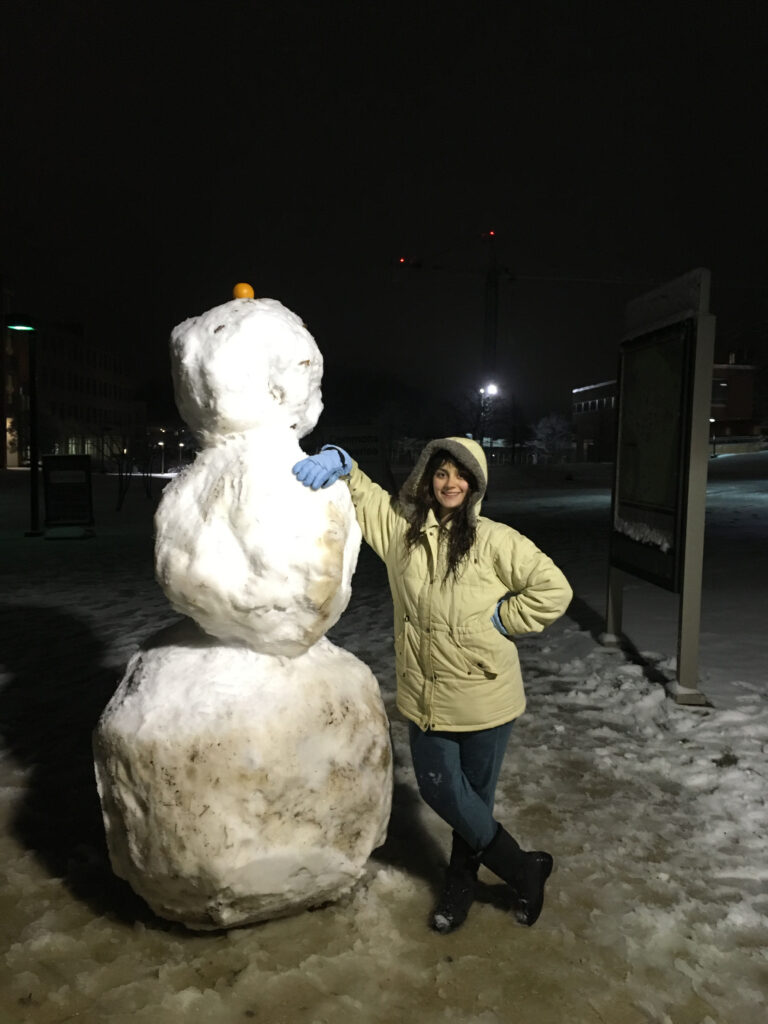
[93, 620, 393, 929]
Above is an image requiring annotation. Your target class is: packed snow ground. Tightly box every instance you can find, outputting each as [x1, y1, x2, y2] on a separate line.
[0, 453, 766, 1024]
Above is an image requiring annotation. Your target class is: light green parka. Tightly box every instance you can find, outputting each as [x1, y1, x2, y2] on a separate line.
[345, 437, 572, 732]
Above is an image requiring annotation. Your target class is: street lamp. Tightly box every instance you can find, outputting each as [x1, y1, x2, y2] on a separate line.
[709, 417, 716, 458]
[158, 441, 165, 474]
[5, 315, 41, 535]
[477, 382, 499, 448]
[178, 441, 185, 469]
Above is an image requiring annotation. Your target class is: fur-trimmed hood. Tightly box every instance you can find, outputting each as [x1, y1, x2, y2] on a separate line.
[399, 437, 488, 525]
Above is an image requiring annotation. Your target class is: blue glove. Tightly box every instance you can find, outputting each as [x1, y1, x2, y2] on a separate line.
[491, 598, 510, 637]
[292, 445, 352, 490]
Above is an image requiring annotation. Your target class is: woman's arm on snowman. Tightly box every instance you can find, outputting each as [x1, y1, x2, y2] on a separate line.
[487, 522, 573, 636]
[344, 460, 401, 560]
[292, 446, 399, 559]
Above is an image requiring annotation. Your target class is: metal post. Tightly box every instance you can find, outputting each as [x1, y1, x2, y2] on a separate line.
[26, 325, 42, 535]
[675, 314, 715, 705]
[483, 232, 499, 379]
[605, 566, 624, 638]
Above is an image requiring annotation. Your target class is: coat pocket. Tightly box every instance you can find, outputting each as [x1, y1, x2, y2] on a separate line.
[452, 627, 503, 678]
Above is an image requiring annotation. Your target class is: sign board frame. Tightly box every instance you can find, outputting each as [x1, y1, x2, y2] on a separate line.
[42, 455, 95, 534]
[605, 269, 715, 705]
[610, 317, 696, 591]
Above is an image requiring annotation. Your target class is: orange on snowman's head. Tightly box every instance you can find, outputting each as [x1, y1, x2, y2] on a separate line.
[233, 282, 254, 299]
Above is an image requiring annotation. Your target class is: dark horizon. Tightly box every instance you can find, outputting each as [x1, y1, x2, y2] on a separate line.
[3, 1, 767, 428]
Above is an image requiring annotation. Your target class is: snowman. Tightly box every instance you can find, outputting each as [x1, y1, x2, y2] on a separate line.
[93, 285, 392, 930]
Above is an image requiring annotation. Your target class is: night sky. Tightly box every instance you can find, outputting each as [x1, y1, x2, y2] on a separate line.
[3, 1, 767, 429]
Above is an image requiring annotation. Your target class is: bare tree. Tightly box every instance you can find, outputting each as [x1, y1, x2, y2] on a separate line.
[528, 413, 573, 463]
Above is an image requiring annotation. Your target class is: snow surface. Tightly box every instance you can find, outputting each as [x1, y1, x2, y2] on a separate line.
[0, 452, 766, 1022]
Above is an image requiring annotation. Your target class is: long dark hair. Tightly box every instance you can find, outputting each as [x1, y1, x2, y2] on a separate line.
[404, 449, 478, 580]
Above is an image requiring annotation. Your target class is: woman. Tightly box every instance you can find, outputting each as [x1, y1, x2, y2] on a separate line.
[293, 437, 572, 932]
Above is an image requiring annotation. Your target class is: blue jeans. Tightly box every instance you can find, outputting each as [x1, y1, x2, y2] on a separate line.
[408, 720, 515, 852]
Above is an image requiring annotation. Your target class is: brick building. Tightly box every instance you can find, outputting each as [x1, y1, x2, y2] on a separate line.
[571, 349, 762, 463]
[571, 379, 617, 461]
[710, 350, 759, 438]
[2, 319, 146, 470]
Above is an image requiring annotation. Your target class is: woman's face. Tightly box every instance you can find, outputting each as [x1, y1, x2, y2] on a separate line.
[432, 460, 470, 517]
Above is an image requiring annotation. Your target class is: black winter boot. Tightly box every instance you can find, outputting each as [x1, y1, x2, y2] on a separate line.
[480, 825, 553, 926]
[431, 832, 481, 934]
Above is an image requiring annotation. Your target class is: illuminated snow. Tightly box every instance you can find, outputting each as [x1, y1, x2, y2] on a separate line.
[93, 295, 390, 931]
[156, 298, 361, 652]
[154, 433, 361, 654]
[94, 620, 391, 929]
[615, 515, 673, 552]
[169, 297, 323, 443]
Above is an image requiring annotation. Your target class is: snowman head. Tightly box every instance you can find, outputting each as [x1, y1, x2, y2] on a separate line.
[170, 297, 323, 442]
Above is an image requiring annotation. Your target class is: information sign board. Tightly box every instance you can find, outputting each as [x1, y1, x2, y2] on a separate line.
[42, 455, 95, 530]
[610, 319, 695, 591]
[605, 268, 715, 703]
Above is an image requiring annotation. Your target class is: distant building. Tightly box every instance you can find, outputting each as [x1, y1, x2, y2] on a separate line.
[2, 320, 146, 469]
[571, 348, 763, 463]
[710, 350, 760, 438]
[571, 379, 617, 461]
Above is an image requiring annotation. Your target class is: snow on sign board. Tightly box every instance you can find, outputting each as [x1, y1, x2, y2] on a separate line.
[613, 515, 673, 553]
